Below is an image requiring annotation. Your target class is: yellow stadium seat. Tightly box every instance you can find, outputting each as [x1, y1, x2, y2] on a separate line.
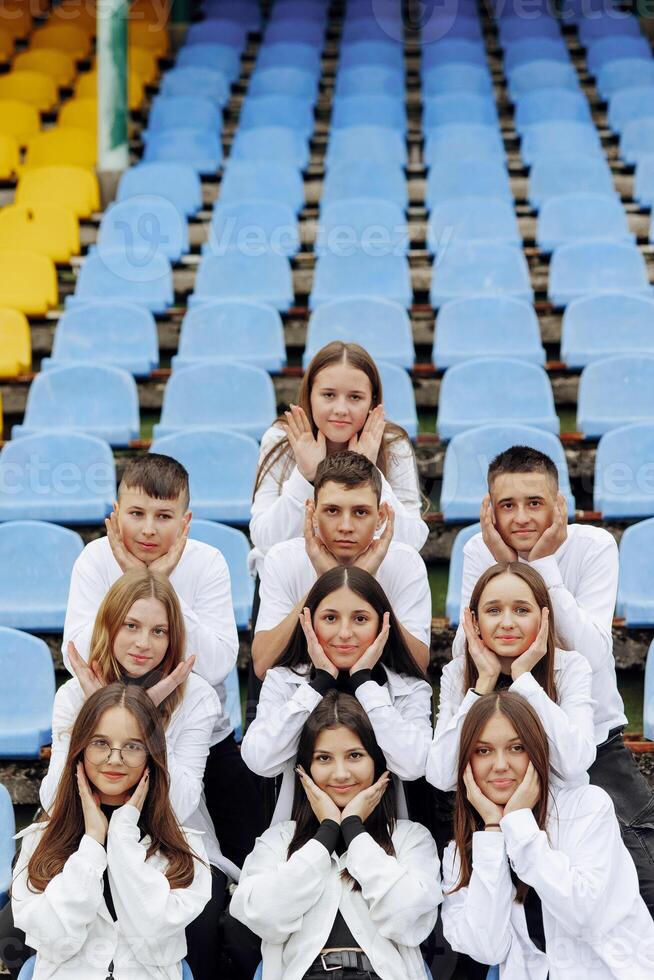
[16, 165, 100, 218]
[75, 70, 145, 110]
[59, 97, 97, 133]
[0, 28, 13, 61]
[14, 49, 77, 88]
[0, 308, 31, 375]
[0, 204, 79, 263]
[130, 46, 159, 85]
[0, 249, 58, 315]
[0, 133, 18, 178]
[0, 70, 57, 111]
[23, 127, 97, 170]
[51, 2, 97, 35]
[31, 24, 92, 61]
[129, 21, 169, 56]
[0, 100, 39, 144]
[0, 5, 33, 41]
[130, 0, 170, 23]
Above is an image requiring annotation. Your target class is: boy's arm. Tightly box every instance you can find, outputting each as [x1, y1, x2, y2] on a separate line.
[175, 551, 238, 689]
[62, 545, 111, 669]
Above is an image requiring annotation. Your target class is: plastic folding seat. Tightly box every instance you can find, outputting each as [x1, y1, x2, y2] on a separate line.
[160, 67, 230, 108]
[173, 300, 286, 373]
[0, 250, 57, 315]
[304, 297, 414, 369]
[331, 95, 406, 134]
[587, 36, 652, 77]
[0, 100, 40, 145]
[204, 0, 262, 29]
[57, 100, 98, 138]
[521, 122, 603, 167]
[264, 19, 324, 46]
[69, 249, 173, 314]
[117, 162, 202, 217]
[433, 296, 545, 368]
[616, 518, 654, 625]
[130, 46, 160, 85]
[426, 159, 512, 210]
[514, 89, 591, 134]
[0, 132, 18, 178]
[428, 16, 483, 41]
[186, 19, 247, 50]
[249, 67, 318, 102]
[230, 126, 309, 170]
[424, 124, 505, 168]
[537, 193, 634, 253]
[24, 128, 97, 170]
[420, 39, 487, 70]
[189, 520, 254, 629]
[0, 782, 14, 907]
[335, 65, 404, 100]
[219, 160, 304, 213]
[437, 358, 559, 440]
[505, 38, 570, 77]
[0, 308, 30, 375]
[498, 15, 561, 45]
[597, 58, 654, 100]
[579, 13, 641, 46]
[528, 154, 615, 209]
[621, 119, 654, 166]
[192, 251, 293, 311]
[442, 425, 573, 522]
[325, 125, 407, 168]
[578, 355, 654, 438]
[206, 199, 299, 258]
[322, 161, 408, 210]
[338, 40, 405, 73]
[16, 165, 100, 219]
[177, 43, 241, 84]
[76, 69, 145, 111]
[422, 64, 493, 97]
[31, 23, 90, 60]
[637, 155, 654, 209]
[154, 362, 276, 441]
[0, 29, 12, 62]
[316, 198, 409, 257]
[310, 251, 412, 309]
[446, 523, 482, 624]
[0, 203, 79, 263]
[0, 432, 115, 523]
[239, 95, 314, 138]
[376, 362, 418, 439]
[549, 242, 652, 307]
[43, 302, 159, 376]
[0, 70, 57, 111]
[143, 128, 223, 174]
[149, 429, 258, 523]
[508, 60, 580, 101]
[0, 6, 32, 41]
[341, 18, 403, 46]
[562, 293, 654, 369]
[271, 0, 327, 22]
[98, 196, 188, 264]
[0, 521, 83, 631]
[146, 96, 222, 134]
[431, 243, 533, 309]
[423, 93, 498, 130]
[14, 48, 76, 87]
[0, 628, 54, 758]
[594, 423, 654, 519]
[51, 0, 96, 34]
[129, 21, 170, 56]
[256, 43, 321, 76]
[608, 86, 654, 135]
[427, 197, 521, 256]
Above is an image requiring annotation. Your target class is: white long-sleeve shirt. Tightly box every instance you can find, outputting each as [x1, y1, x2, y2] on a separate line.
[38, 674, 238, 879]
[426, 649, 596, 792]
[441, 784, 654, 979]
[230, 818, 441, 980]
[240, 663, 433, 824]
[249, 425, 429, 576]
[62, 536, 239, 743]
[452, 524, 626, 741]
[12, 804, 212, 980]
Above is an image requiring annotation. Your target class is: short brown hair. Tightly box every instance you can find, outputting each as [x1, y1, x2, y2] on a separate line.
[119, 454, 189, 509]
[314, 451, 382, 504]
[487, 445, 559, 492]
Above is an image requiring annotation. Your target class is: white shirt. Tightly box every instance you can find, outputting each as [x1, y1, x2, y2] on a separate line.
[453, 524, 626, 741]
[255, 537, 432, 647]
[12, 804, 212, 980]
[249, 425, 429, 576]
[230, 818, 441, 980]
[240, 663, 433, 824]
[62, 536, 239, 744]
[39, 674, 238, 880]
[441, 784, 654, 979]
[426, 650, 596, 792]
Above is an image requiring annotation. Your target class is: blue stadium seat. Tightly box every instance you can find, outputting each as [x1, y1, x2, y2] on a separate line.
[520, 122, 603, 166]
[646, 639, 654, 740]
[149, 429, 258, 524]
[508, 60, 580, 100]
[616, 518, 654, 626]
[514, 89, 591, 134]
[146, 96, 222, 135]
[17, 956, 194, 980]
[498, 15, 561, 45]
[143, 128, 223, 174]
[578, 12, 641, 45]
[446, 523, 483, 625]
[608, 86, 654, 134]
[331, 95, 407, 134]
[154, 363, 276, 441]
[0, 432, 115, 524]
[561, 293, 654, 368]
[264, 19, 324, 46]
[437, 358, 559, 440]
[97, 196, 188, 264]
[204, 0, 261, 30]
[433, 296, 545, 368]
[206, 199, 300, 257]
[239, 94, 314, 137]
[338, 41, 405, 72]
[191, 252, 294, 311]
[173, 300, 286, 373]
[325, 125, 407, 168]
[12, 364, 140, 446]
[177, 43, 241, 84]
[0, 522, 83, 631]
[189, 520, 253, 630]
[528, 154, 616, 209]
[304, 297, 414, 369]
[186, 18, 248, 49]
[621, 118, 654, 166]
[310, 251, 412, 309]
[0, 782, 14, 908]
[67, 250, 173, 314]
[424, 124, 506, 168]
[423, 93, 498, 129]
[223, 663, 243, 741]
[431, 243, 533, 309]
[271, 0, 327, 22]
[426, 159, 512, 209]
[578, 355, 654, 438]
[117, 163, 202, 217]
[635, 155, 654, 209]
[321, 161, 408, 210]
[219, 160, 304, 213]
[0, 628, 54, 758]
[548, 242, 652, 307]
[160, 67, 230, 108]
[335, 65, 405, 98]
[422, 64, 493, 96]
[504, 38, 570, 75]
[377, 362, 418, 439]
[536, 193, 634, 252]
[424, 16, 483, 41]
[597, 58, 654, 100]
[594, 423, 654, 519]
[341, 17, 403, 45]
[441, 425, 574, 523]
[256, 42, 322, 76]
[230, 126, 309, 170]
[43, 302, 158, 376]
[249, 67, 319, 102]
[586, 36, 652, 77]
[427, 197, 521, 255]
[420, 39, 488, 70]
[315, 198, 408, 257]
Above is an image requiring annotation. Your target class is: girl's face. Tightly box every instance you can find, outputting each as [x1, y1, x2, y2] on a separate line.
[313, 586, 380, 671]
[309, 362, 373, 447]
[475, 573, 541, 659]
[83, 705, 148, 805]
[310, 724, 375, 809]
[470, 711, 531, 807]
[112, 597, 170, 678]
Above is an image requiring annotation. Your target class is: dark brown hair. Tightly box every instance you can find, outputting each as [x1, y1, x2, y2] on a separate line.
[314, 450, 382, 504]
[119, 453, 190, 510]
[487, 445, 559, 492]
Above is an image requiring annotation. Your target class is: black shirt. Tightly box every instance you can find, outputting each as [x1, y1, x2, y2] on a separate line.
[314, 817, 368, 951]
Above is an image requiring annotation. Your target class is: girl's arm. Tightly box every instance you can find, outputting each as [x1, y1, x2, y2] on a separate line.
[426, 660, 479, 791]
[39, 682, 83, 813]
[250, 428, 313, 554]
[166, 680, 220, 824]
[380, 437, 429, 551]
[351, 675, 433, 780]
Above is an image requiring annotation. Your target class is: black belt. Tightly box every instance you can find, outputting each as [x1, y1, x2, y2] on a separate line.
[599, 725, 626, 748]
[310, 950, 374, 973]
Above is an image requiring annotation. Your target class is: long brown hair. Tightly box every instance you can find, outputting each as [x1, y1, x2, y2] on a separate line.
[465, 563, 557, 704]
[451, 691, 551, 902]
[24, 685, 201, 892]
[288, 690, 396, 890]
[89, 569, 187, 726]
[253, 341, 408, 494]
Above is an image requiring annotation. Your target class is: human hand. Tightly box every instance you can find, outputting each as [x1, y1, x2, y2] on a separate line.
[463, 764, 505, 826]
[69, 642, 105, 699]
[105, 509, 146, 572]
[354, 504, 394, 576]
[124, 767, 149, 812]
[347, 404, 385, 465]
[462, 608, 501, 694]
[77, 761, 108, 845]
[480, 496, 517, 563]
[296, 765, 341, 824]
[341, 771, 391, 823]
[304, 501, 339, 576]
[510, 609, 549, 682]
[300, 608, 338, 678]
[349, 612, 390, 674]
[147, 655, 196, 707]
[148, 517, 190, 577]
[528, 493, 568, 562]
[282, 405, 327, 482]
[503, 762, 541, 817]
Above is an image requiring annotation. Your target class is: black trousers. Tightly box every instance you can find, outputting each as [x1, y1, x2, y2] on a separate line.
[0, 898, 33, 980]
[203, 733, 266, 870]
[185, 867, 227, 980]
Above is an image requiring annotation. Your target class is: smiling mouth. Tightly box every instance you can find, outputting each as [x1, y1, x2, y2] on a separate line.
[136, 541, 159, 549]
[333, 644, 357, 651]
[513, 529, 536, 536]
[100, 772, 126, 780]
[329, 785, 357, 793]
[490, 779, 515, 787]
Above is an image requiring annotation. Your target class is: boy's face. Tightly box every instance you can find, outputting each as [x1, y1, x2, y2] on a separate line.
[117, 487, 189, 563]
[489, 472, 558, 556]
[314, 480, 381, 564]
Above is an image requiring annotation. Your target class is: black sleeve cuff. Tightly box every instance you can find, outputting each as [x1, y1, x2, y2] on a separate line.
[314, 819, 341, 855]
[347, 669, 373, 693]
[341, 815, 366, 848]
[309, 669, 338, 696]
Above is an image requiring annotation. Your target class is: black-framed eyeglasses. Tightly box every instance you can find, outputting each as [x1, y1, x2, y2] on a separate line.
[85, 737, 148, 768]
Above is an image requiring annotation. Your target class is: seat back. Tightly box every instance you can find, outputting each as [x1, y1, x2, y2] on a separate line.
[521, 121, 602, 166]
[426, 158, 511, 209]
[147, 95, 222, 134]
[316, 197, 408, 256]
[529, 153, 615, 208]
[597, 58, 654, 100]
[143, 128, 223, 174]
[424, 92, 498, 129]
[434, 296, 544, 367]
[0, 203, 79, 262]
[608, 85, 654, 134]
[161, 67, 230, 107]
[561, 293, 654, 368]
[98, 196, 188, 263]
[59, 97, 97, 132]
[192, 251, 293, 311]
[537, 192, 632, 252]
[578, 355, 654, 438]
[305, 297, 414, 368]
[549, 241, 651, 307]
[645, 639, 654, 741]
[0, 627, 54, 758]
[587, 35, 652, 75]
[446, 523, 482, 622]
[0, 308, 31, 375]
[189, 520, 254, 630]
[48, 302, 159, 376]
[0, 781, 15, 907]
[322, 160, 407, 208]
[175, 300, 286, 373]
[514, 88, 590, 133]
[617, 518, 654, 624]
[230, 126, 308, 169]
[239, 94, 315, 135]
[331, 94, 407, 132]
[431, 242, 533, 307]
[594, 423, 654, 518]
[325, 125, 407, 168]
[14, 48, 76, 86]
[256, 42, 321, 75]
[117, 163, 202, 217]
[428, 196, 521, 254]
[70, 250, 173, 313]
[16, 165, 100, 217]
[376, 361, 418, 438]
[219, 160, 304, 213]
[177, 43, 241, 83]
[0, 99, 40, 144]
[24, 127, 96, 169]
[0, 70, 57, 111]
[310, 251, 412, 309]
[508, 59, 579, 99]
[207, 199, 299, 257]
[0, 250, 57, 315]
